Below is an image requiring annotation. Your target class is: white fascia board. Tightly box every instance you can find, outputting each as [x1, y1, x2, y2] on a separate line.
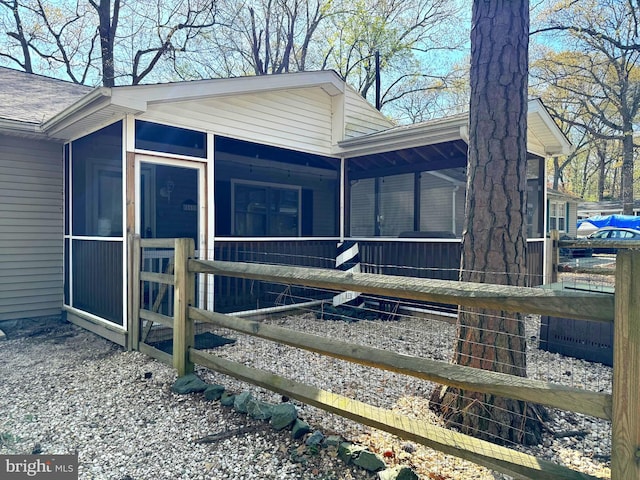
[0, 118, 46, 138]
[112, 71, 345, 105]
[528, 98, 573, 156]
[336, 116, 466, 157]
[42, 88, 111, 129]
[337, 99, 572, 158]
[42, 87, 146, 139]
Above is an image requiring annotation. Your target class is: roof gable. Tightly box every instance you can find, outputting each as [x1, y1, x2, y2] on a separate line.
[41, 70, 391, 144]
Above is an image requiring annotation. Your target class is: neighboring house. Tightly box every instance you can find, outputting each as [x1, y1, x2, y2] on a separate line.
[547, 189, 581, 238]
[0, 67, 571, 345]
[578, 199, 640, 219]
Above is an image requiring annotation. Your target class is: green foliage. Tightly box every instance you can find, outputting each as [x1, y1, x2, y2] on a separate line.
[0, 431, 20, 447]
[531, 0, 640, 205]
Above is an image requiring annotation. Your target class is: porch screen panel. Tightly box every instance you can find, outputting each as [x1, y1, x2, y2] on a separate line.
[350, 178, 375, 236]
[526, 157, 544, 238]
[71, 122, 123, 237]
[72, 239, 123, 325]
[419, 174, 458, 234]
[68, 121, 124, 326]
[379, 173, 414, 237]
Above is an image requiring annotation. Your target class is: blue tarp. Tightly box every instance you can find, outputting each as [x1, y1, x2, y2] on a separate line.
[577, 214, 640, 230]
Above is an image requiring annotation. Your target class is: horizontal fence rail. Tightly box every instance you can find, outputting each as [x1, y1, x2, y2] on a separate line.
[190, 259, 614, 322]
[559, 238, 640, 250]
[189, 347, 598, 480]
[189, 307, 612, 420]
[130, 236, 640, 480]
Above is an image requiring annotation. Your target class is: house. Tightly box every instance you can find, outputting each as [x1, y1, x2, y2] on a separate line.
[0, 69, 91, 322]
[547, 188, 582, 237]
[578, 199, 640, 219]
[0, 66, 571, 345]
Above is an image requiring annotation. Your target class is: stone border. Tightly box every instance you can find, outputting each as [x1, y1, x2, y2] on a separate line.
[172, 373, 418, 480]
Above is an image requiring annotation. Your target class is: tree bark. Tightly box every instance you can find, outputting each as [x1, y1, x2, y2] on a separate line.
[621, 128, 635, 214]
[430, 0, 544, 445]
[92, 0, 118, 87]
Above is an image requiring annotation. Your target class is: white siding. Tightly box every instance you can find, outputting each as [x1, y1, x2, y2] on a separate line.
[143, 87, 336, 156]
[567, 201, 577, 237]
[343, 85, 394, 139]
[0, 134, 63, 320]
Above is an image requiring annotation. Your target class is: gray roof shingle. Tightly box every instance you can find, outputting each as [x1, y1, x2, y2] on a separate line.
[0, 67, 92, 125]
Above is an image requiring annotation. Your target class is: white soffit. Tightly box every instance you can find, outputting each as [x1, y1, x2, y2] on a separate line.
[338, 99, 573, 158]
[527, 98, 573, 156]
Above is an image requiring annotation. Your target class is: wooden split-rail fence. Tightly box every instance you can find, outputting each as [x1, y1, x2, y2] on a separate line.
[129, 235, 640, 480]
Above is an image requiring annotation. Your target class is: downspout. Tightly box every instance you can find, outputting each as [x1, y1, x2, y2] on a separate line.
[340, 157, 345, 243]
[452, 185, 460, 235]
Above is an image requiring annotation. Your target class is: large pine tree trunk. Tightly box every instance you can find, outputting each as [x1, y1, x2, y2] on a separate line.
[430, 0, 543, 445]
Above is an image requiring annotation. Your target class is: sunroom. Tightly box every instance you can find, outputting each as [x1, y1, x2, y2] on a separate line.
[50, 71, 570, 345]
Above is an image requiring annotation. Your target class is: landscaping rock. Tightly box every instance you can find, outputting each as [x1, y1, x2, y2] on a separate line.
[171, 373, 208, 394]
[305, 430, 325, 447]
[233, 391, 253, 413]
[377, 466, 419, 480]
[220, 391, 236, 407]
[324, 434, 342, 447]
[338, 442, 366, 463]
[270, 403, 297, 430]
[246, 398, 273, 421]
[353, 450, 386, 472]
[203, 384, 225, 401]
[291, 419, 311, 439]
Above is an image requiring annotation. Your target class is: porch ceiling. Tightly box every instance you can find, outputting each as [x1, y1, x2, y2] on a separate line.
[347, 139, 469, 180]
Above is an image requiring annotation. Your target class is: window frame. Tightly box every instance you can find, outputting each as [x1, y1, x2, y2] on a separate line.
[231, 179, 302, 237]
[549, 200, 567, 233]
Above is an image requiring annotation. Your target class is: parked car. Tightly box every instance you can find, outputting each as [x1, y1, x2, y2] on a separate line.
[586, 227, 640, 254]
[559, 234, 593, 258]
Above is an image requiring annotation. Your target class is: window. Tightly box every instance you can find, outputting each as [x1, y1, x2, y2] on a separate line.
[549, 201, 567, 232]
[233, 181, 300, 236]
[135, 120, 206, 158]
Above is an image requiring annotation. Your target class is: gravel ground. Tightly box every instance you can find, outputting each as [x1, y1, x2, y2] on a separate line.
[0, 312, 612, 480]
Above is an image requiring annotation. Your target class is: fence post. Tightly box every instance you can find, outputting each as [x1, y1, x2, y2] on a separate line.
[545, 230, 559, 285]
[173, 237, 195, 376]
[611, 249, 640, 479]
[129, 235, 142, 351]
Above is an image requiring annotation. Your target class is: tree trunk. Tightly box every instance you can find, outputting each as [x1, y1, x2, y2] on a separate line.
[94, 0, 118, 87]
[430, 0, 544, 446]
[597, 144, 606, 201]
[621, 128, 634, 214]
